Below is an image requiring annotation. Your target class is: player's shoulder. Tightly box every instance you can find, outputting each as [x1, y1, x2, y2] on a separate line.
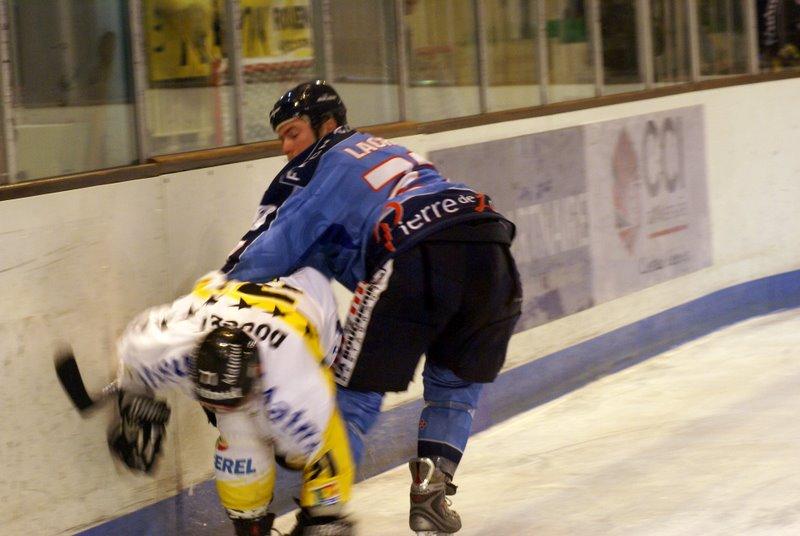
[279, 267, 330, 298]
[324, 129, 409, 167]
[221, 270, 332, 329]
[270, 268, 333, 322]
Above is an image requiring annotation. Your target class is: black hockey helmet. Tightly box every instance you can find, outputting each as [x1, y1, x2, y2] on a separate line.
[269, 80, 347, 132]
[191, 326, 260, 411]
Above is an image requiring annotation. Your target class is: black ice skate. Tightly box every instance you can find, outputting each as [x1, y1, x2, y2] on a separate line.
[409, 457, 462, 535]
[288, 507, 355, 536]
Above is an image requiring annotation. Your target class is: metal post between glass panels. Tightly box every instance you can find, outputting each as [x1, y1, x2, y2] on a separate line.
[321, 0, 335, 82]
[535, 0, 549, 106]
[225, 0, 245, 144]
[724, 0, 735, 69]
[743, 0, 759, 73]
[636, 0, 654, 88]
[128, 0, 150, 163]
[394, 0, 409, 122]
[0, 0, 17, 184]
[474, 0, 489, 112]
[588, 0, 604, 96]
[56, 0, 79, 106]
[687, 0, 701, 81]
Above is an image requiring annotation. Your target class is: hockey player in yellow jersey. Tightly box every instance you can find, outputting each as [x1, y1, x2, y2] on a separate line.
[109, 267, 355, 535]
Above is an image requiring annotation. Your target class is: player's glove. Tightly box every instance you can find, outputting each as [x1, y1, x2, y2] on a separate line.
[108, 390, 171, 473]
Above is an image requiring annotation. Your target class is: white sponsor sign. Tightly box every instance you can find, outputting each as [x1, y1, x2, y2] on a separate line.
[585, 106, 711, 302]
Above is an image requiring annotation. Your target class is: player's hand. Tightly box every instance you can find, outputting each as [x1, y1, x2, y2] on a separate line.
[108, 390, 171, 473]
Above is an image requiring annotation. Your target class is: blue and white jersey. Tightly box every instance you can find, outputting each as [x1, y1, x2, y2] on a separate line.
[225, 127, 507, 290]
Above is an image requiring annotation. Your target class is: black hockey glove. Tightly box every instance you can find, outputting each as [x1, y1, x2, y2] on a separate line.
[288, 508, 354, 536]
[108, 390, 171, 473]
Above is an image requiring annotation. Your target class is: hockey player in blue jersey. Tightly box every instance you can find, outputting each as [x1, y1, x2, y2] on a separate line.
[224, 80, 522, 534]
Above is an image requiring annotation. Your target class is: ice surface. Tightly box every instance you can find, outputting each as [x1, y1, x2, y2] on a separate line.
[275, 309, 800, 535]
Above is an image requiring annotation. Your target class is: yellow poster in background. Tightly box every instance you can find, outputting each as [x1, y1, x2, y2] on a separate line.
[241, 0, 313, 64]
[145, 0, 222, 82]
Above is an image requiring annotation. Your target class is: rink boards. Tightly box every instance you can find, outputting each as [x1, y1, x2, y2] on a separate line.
[79, 268, 800, 535]
[2, 77, 800, 535]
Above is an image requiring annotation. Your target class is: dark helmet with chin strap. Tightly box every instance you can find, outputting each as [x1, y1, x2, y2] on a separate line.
[191, 326, 260, 411]
[269, 79, 347, 132]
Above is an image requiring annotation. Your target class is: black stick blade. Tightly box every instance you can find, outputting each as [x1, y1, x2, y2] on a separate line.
[55, 351, 95, 411]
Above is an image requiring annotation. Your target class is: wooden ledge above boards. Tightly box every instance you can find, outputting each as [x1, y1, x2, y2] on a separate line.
[1, 69, 798, 202]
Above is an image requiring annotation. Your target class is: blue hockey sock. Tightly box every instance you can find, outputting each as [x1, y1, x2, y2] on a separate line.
[417, 362, 483, 469]
[335, 386, 383, 465]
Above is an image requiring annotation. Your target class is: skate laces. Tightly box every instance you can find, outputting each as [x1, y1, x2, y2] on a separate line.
[444, 495, 461, 518]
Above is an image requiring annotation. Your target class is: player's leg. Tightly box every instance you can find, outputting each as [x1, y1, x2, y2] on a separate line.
[417, 362, 483, 467]
[409, 224, 522, 533]
[417, 361, 483, 468]
[214, 412, 277, 536]
[333, 250, 448, 464]
[409, 362, 482, 534]
[335, 386, 383, 464]
[291, 408, 356, 535]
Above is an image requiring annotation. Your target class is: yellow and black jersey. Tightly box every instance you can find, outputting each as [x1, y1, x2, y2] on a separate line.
[116, 267, 353, 515]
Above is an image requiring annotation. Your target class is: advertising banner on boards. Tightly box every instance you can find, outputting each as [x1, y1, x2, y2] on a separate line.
[430, 128, 594, 331]
[429, 105, 710, 331]
[584, 106, 711, 303]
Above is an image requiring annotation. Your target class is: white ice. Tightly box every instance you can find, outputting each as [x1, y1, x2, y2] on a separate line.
[275, 309, 800, 535]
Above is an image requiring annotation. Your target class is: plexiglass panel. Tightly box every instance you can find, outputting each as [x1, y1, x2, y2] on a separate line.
[404, 0, 481, 121]
[601, 0, 645, 94]
[139, 0, 238, 153]
[327, 0, 400, 127]
[758, 0, 800, 71]
[7, 0, 138, 182]
[698, 0, 747, 76]
[546, 0, 595, 102]
[652, 0, 691, 84]
[483, 0, 542, 111]
[240, 0, 322, 142]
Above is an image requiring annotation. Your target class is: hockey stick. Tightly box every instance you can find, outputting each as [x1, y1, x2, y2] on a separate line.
[55, 349, 118, 413]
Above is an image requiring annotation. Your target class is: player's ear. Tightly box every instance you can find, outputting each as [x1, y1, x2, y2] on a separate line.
[317, 116, 338, 137]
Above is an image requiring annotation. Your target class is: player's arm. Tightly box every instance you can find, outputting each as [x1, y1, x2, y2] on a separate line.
[224, 193, 328, 282]
[110, 292, 204, 473]
[225, 160, 355, 283]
